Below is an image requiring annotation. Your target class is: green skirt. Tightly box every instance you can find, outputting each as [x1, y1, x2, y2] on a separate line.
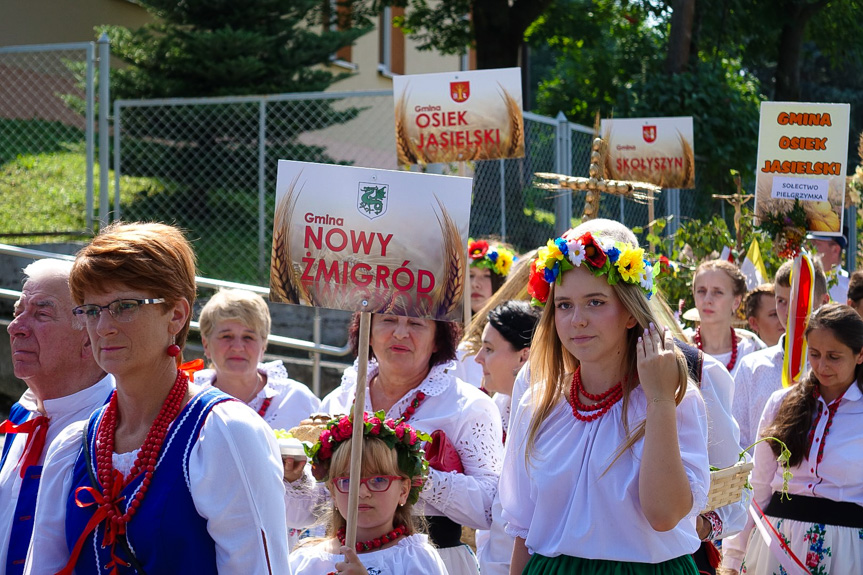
[523, 553, 698, 575]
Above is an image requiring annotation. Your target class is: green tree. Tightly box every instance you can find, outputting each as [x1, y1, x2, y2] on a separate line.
[100, 0, 374, 219]
[527, 0, 663, 122]
[376, 0, 554, 69]
[102, 0, 371, 99]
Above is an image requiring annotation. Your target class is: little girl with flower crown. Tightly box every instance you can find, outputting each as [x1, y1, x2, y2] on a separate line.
[289, 413, 447, 575]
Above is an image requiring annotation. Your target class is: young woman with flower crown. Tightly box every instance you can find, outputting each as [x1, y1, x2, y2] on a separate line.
[289, 413, 447, 575]
[454, 238, 518, 389]
[500, 222, 710, 575]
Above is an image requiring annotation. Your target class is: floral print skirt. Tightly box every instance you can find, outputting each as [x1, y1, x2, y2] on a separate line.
[742, 516, 863, 575]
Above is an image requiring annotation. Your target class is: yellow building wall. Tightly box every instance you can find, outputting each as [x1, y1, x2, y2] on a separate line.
[0, 0, 150, 47]
[326, 24, 463, 92]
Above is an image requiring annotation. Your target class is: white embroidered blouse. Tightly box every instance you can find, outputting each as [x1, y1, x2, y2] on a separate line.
[684, 327, 766, 378]
[722, 382, 863, 572]
[288, 533, 447, 575]
[500, 384, 710, 563]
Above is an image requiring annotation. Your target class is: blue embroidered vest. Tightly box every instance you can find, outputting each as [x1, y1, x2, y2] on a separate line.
[3, 403, 40, 575]
[65, 388, 233, 574]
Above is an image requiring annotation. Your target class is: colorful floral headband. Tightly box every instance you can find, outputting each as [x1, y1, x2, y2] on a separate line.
[527, 231, 658, 306]
[468, 239, 516, 277]
[305, 411, 431, 505]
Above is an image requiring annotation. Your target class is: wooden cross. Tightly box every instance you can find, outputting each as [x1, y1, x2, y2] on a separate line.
[535, 113, 662, 227]
[712, 170, 753, 255]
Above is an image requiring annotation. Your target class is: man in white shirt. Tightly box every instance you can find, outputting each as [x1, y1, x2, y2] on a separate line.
[808, 232, 849, 303]
[0, 259, 113, 575]
[732, 258, 829, 450]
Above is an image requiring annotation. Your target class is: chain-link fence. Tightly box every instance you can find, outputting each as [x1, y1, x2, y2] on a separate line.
[114, 91, 400, 284]
[116, 91, 672, 284]
[0, 42, 103, 237]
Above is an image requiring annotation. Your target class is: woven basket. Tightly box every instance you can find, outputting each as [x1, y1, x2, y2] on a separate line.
[701, 460, 754, 513]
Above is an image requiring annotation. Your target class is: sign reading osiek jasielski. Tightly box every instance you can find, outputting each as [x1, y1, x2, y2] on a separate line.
[392, 67, 525, 165]
[755, 102, 850, 234]
[269, 160, 471, 321]
[601, 117, 695, 189]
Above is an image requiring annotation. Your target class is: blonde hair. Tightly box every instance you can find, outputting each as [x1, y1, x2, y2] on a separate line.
[526, 220, 689, 467]
[324, 437, 422, 537]
[461, 248, 536, 355]
[199, 288, 271, 342]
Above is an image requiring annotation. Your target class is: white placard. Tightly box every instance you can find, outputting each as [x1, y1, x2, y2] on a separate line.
[771, 176, 829, 202]
[269, 160, 472, 321]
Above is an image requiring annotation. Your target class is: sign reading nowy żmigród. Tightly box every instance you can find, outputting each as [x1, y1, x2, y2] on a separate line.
[270, 160, 471, 321]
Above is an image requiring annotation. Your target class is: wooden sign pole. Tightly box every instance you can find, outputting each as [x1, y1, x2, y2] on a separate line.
[344, 311, 371, 550]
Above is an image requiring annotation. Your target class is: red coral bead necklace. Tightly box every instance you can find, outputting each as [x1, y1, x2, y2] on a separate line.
[694, 326, 738, 372]
[336, 524, 407, 554]
[95, 370, 189, 533]
[569, 366, 626, 422]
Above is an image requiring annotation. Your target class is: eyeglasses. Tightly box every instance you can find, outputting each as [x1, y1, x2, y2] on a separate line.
[331, 475, 403, 494]
[72, 298, 166, 324]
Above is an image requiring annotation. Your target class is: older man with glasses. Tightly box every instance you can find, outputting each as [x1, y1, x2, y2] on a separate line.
[1, 259, 113, 575]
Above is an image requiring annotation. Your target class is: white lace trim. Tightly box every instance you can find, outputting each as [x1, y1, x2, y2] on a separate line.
[419, 417, 502, 528]
[195, 361, 291, 408]
[504, 524, 529, 540]
[340, 359, 458, 415]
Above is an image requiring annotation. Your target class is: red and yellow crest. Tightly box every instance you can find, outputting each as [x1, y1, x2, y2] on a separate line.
[450, 81, 470, 103]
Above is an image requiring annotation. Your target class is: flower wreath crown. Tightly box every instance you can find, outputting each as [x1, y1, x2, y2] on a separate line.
[527, 231, 659, 306]
[305, 411, 431, 505]
[468, 239, 516, 277]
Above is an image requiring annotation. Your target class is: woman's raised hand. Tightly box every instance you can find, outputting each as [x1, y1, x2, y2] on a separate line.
[333, 546, 369, 575]
[635, 323, 678, 402]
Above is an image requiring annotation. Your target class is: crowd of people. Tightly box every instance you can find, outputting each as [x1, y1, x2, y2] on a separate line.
[1, 221, 860, 575]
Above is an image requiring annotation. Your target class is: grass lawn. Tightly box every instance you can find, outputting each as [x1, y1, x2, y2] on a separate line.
[0, 147, 165, 238]
[0, 118, 165, 241]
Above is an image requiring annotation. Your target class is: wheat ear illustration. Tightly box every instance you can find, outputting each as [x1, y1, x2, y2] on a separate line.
[433, 196, 466, 319]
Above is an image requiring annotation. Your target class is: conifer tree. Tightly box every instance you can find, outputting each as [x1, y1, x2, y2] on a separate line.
[102, 0, 370, 99]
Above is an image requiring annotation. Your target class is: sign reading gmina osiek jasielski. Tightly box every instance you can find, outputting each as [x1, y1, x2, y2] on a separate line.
[393, 67, 525, 165]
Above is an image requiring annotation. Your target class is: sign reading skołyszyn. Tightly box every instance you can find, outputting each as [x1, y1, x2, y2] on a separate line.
[755, 101, 850, 235]
[393, 67, 525, 165]
[601, 116, 695, 189]
[270, 160, 472, 321]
